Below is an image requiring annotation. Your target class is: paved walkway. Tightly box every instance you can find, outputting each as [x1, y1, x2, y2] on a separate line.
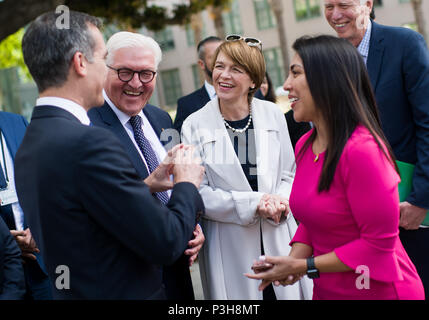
[190, 260, 204, 300]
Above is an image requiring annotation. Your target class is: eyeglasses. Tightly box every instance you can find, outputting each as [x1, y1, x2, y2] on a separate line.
[107, 65, 156, 83]
[225, 34, 262, 50]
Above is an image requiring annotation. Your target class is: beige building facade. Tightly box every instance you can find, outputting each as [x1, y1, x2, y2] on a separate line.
[145, 0, 429, 113]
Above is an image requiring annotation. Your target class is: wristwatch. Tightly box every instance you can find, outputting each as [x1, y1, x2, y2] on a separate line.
[306, 257, 320, 279]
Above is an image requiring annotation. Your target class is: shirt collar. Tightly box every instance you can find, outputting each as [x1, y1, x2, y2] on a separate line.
[357, 19, 372, 64]
[36, 97, 91, 125]
[103, 89, 146, 126]
[204, 81, 216, 100]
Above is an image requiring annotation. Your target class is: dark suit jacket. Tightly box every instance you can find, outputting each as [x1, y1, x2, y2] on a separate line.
[88, 102, 195, 300]
[0, 111, 49, 291]
[368, 21, 429, 210]
[0, 217, 25, 299]
[285, 109, 311, 151]
[174, 86, 210, 134]
[15, 105, 204, 299]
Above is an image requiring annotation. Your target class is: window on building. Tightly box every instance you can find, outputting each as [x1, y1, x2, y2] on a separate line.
[263, 48, 285, 89]
[153, 27, 175, 52]
[223, 0, 243, 35]
[161, 69, 183, 106]
[185, 23, 207, 47]
[192, 64, 203, 90]
[253, 0, 276, 30]
[293, 0, 321, 21]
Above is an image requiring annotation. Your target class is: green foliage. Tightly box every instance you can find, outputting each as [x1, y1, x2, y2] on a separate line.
[66, 0, 232, 31]
[0, 29, 32, 81]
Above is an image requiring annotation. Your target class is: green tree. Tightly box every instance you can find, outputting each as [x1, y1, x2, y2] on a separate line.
[0, 0, 232, 42]
[0, 29, 31, 81]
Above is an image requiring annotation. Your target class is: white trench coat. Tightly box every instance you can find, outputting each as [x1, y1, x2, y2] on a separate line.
[182, 98, 313, 300]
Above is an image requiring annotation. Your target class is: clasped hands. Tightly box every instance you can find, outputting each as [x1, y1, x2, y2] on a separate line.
[144, 144, 205, 265]
[245, 256, 306, 291]
[144, 143, 204, 193]
[10, 228, 40, 261]
[257, 194, 290, 224]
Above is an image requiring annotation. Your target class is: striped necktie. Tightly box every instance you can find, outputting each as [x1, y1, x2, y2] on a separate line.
[129, 115, 169, 204]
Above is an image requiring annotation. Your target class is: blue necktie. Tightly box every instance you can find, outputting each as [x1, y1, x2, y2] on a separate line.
[129, 115, 170, 204]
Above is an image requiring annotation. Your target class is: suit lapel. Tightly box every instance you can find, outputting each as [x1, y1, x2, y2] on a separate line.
[98, 103, 150, 179]
[0, 116, 18, 159]
[367, 21, 385, 92]
[143, 106, 163, 139]
[200, 100, 253, 192]
[252, 100, 279, 193]
[198, 86, 211, 107]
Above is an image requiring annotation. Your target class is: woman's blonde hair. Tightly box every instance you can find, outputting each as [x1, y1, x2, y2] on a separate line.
[212, 40, 266, 103]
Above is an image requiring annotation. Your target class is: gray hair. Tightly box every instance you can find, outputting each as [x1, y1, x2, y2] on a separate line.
[22, 10, 101, 93]
[106, 32, 162, 69]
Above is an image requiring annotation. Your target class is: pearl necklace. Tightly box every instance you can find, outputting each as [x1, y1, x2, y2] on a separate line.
[221, 104, 252, 134]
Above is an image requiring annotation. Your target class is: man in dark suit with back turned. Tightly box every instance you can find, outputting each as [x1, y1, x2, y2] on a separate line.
[173, 36, 222, 134]
[325, 0, 429, 298]
[88, 31, 204, 300]
[15, 10, 205, 300]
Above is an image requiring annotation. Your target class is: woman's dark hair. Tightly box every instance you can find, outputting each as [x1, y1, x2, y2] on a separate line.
[293, 35, 397, 192]
[264, 72, 277, 103]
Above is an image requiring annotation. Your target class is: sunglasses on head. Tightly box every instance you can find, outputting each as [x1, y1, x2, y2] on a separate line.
[225, 34, 262, 50]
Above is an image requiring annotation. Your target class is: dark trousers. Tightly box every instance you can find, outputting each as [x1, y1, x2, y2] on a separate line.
[23, 259, 52, 300]
[163, 254, 195, 300]
[400, 227, 429, 300]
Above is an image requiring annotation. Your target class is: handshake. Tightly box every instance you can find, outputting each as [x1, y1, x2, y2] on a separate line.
[144, 144, 205, 193]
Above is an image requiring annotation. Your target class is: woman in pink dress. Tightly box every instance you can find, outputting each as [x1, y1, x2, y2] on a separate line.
[246, 35, 424, 300]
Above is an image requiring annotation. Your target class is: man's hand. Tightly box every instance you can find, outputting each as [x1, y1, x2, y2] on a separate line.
[185, 224, 205, 266]
[172, 145, 204, 189]
[143, 144, 183, 193]
[257, 194, 289, 224]
[400, 201, 428, 230]
[10, 228, 40, 260]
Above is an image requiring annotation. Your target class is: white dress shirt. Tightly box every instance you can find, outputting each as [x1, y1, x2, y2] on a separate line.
[36, 97, 91, 125]
[204, 81, 216, 100]
[357, 19, 372, 65]
[0, 133, 24, 230]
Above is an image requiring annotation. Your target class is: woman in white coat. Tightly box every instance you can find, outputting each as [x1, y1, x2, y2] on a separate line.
[181, 36, 312, 300]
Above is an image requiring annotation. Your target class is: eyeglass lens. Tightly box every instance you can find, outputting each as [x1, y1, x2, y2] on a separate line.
[118, 69, 155, 83]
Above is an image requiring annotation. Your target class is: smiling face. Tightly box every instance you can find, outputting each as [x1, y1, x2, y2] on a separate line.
[324, 0, 372, 47]
[283, 53, 319, 124]
[104, 47, 156, 116]
[212, 51, 255, 105]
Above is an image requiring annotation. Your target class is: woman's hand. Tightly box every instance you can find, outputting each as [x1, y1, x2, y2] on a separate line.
[257, 194, 290, 224]
[244, 255, 306, 291]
